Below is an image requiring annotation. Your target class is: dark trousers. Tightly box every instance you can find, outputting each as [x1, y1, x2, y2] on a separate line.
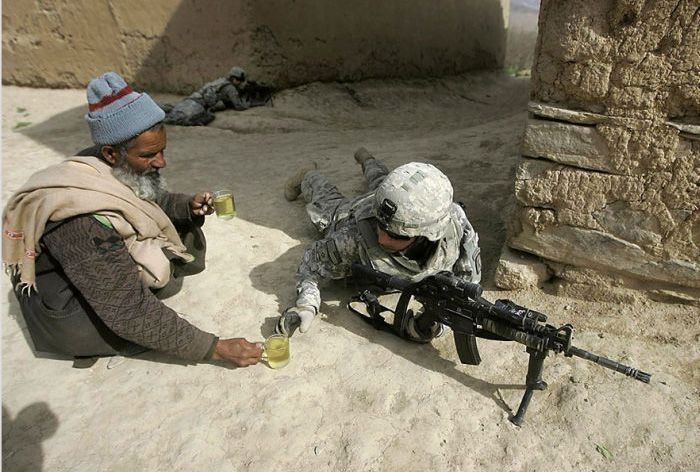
[14, 226, 206, 358]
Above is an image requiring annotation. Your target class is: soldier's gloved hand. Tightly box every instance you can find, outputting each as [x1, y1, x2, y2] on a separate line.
[276, 306, 316, 336]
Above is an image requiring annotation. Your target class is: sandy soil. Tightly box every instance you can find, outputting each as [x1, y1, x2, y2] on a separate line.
[2, 74, 698, 472]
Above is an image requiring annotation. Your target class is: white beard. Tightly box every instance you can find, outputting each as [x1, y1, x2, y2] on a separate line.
[112, 161, 168, 201]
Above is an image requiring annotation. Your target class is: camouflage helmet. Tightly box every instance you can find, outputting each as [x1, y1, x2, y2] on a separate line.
[228, 66, 246, 81]
[374, 162, 453, 241]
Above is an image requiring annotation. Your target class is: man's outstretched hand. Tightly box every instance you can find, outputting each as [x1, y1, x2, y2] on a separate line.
[190, 192, 215, 216]
[211, 338, 263, 367]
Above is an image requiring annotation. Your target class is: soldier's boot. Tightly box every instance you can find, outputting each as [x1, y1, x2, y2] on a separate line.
[158, 102, 174, 114]
[284, 162, 318, 201]
[354, 147, 375, 170]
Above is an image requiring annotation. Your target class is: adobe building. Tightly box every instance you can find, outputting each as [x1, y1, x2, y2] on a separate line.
[495, 0, 699, 304]
[2, 0, 509, 92]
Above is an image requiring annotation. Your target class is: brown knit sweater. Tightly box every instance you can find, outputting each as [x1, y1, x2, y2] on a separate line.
[39, 192, 217, 361]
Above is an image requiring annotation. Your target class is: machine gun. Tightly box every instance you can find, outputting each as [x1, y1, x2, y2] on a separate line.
[242, 80, 275, 107]
[349, 263, 651, 425]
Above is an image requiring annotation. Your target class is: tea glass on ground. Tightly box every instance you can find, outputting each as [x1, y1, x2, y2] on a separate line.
[262, 334, 290, 369]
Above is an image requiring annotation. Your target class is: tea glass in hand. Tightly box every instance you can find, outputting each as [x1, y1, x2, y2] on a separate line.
[262, 334, 290, 369]
[213, 189, 235, 220]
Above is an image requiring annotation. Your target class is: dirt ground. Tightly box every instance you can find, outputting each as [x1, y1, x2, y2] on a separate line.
[2, 74, 698, 472]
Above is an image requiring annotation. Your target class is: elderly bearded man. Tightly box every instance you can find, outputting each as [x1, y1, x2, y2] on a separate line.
[3, 72, 262, 367]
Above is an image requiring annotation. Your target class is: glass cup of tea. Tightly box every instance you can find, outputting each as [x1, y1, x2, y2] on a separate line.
[261, 334, 290, 369]
[213, 189, 235, 220]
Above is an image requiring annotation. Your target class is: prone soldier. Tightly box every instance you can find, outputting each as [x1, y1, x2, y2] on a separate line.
[276, 148, 482, 341]
[162, 67, 272, 126]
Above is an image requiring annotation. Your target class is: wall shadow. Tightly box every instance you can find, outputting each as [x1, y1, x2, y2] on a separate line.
[4, 1, 507, 92]
[249, 244, 307, 317]
[129, 0, 507, 93]
[2, 402, 59, 472]
[17, 105, 90, 157]
[12, 57, 532, 279]
[130, 0, 248, 94]
[15, 109, 522, 289]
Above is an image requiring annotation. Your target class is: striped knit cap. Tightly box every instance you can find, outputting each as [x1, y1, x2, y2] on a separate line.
[85, 72, 165, 145]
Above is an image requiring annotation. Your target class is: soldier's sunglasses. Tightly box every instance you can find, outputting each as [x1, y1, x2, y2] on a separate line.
[377, 224, 412, 241]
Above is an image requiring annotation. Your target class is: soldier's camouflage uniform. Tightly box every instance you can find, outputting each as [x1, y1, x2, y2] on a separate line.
[295, 159, 482, 314]
[164, 78, 249, 126]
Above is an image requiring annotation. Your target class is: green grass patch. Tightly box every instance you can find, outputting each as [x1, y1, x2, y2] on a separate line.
[14, 121, 32, 130]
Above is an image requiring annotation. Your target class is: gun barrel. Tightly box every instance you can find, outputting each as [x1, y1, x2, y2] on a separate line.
[568, 346, 651, 383]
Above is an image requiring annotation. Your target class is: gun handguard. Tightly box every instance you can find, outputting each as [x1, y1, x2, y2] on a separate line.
[352, 263, 483, 299]
[351, 263, 412, 291]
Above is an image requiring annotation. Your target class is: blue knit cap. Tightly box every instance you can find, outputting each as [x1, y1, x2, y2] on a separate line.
[85, 72, 165, 145]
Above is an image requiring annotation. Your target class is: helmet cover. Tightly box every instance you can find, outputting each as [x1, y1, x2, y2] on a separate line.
[374, 162, 453, 241]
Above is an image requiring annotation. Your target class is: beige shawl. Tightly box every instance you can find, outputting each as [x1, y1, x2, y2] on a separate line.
[3, 156, 193, 290]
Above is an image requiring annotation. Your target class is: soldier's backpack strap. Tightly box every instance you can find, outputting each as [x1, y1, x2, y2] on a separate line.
[347, 287, 436, 343]
[347, 290, 395, 332]
[357, 218, 379, 249]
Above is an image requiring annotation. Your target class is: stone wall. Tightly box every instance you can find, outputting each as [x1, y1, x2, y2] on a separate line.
[496, 0, 700, 303]
[2, 0, 508, 93]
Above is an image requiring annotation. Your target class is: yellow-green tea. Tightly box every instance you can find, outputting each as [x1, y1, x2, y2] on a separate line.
[213, 193, 235, 219]
[264, 335, 290, 369]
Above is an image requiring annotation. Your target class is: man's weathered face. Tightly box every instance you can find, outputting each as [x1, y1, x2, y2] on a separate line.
[121, 127, 167, 174]
[105, 127, 168, 201]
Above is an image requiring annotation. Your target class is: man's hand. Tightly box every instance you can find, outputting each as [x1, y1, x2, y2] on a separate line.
[190, 192, 215, 216]
[210, 338, 263, 367]
[276, 306, 316, 336]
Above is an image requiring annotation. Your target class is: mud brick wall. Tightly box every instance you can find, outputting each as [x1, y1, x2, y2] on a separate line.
[497, 0, 699, 303]
[2, 0, 508, 93]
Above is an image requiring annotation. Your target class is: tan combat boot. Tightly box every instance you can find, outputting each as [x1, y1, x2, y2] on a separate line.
[354, 147, 375, 169]
[284, 162, 318, 201]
